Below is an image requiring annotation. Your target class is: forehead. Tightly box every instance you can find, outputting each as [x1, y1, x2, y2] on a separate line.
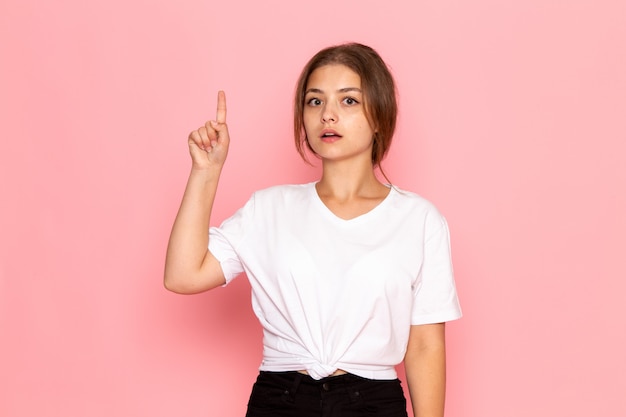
[306, 64, 362, 90]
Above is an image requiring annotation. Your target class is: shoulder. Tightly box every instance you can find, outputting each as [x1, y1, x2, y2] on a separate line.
[248, 182, 315, 211]
[220, 183, 315, 231]
[389, 186, 442, 215]
[252, 182, 314, 201]
[388, 186, 449, 233]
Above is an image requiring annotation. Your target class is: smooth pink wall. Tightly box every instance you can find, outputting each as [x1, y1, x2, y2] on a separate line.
[1, 1, 625, 416]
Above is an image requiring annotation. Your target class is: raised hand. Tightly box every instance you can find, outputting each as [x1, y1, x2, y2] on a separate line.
[165, 91, 231, 294]
[187, 91, 230, 170]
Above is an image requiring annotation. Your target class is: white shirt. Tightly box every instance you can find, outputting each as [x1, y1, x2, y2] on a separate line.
[209, 183, 461, 380]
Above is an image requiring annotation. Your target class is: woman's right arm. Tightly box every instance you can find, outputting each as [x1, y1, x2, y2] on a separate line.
[164, 91, 230, 294]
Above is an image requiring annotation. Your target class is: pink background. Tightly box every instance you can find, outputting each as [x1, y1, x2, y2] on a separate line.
[1, 0, 625, 416]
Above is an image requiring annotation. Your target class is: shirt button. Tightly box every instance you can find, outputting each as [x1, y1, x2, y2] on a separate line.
[322, 382, 330, 391]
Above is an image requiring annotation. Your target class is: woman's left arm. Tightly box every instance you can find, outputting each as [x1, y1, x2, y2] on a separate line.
[404, 323, 447, 417]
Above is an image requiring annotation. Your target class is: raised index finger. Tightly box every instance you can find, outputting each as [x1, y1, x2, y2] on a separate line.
[216, 90, 227, 124]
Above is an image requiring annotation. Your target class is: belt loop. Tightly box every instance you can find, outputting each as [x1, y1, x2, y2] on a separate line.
[291, 372, 303, 395]
[283, 372, 303, 403]
[341, 374, 362, 404]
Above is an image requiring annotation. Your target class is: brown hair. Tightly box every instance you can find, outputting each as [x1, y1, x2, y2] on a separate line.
[293, 43, 398, 168]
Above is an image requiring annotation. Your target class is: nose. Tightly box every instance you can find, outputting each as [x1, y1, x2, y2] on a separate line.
[321, 104, 337, 123]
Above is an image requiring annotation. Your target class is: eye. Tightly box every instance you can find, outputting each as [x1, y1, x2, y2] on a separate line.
[342, 97, 359, 105]
[306, 97, 322, 106]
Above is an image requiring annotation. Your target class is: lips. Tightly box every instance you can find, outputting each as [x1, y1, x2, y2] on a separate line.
[320, 129, 342, 142]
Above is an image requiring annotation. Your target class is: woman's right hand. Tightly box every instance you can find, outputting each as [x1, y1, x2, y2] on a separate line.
[187, 91, 230, 170]
[164, 91, 230, 294]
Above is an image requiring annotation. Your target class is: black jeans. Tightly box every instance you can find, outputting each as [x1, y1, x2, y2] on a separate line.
[245, 371, 408, 417]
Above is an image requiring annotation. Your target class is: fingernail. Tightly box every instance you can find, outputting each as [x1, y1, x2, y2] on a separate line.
[210, 120, 218, 128]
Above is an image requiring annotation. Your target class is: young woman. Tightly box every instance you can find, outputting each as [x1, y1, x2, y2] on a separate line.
[164, 43, 462, 417]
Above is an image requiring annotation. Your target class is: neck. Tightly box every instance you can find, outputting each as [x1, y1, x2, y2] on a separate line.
[316, 159, 385, 200]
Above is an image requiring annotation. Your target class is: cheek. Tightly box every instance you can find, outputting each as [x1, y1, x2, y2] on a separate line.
[302, 111, 318, 132]
[349, 116, 374, 136]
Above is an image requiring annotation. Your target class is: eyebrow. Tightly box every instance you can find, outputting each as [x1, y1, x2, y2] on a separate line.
[304, 87, 363, 95]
